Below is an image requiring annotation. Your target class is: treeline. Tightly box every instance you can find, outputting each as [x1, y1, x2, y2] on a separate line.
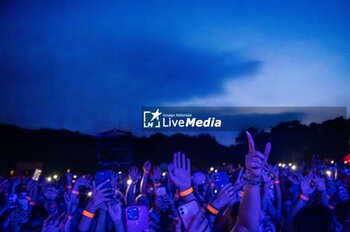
[0, 117, 349, 172]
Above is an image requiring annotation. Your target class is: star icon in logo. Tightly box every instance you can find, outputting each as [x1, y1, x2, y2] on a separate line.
[150, 109, 162, 122]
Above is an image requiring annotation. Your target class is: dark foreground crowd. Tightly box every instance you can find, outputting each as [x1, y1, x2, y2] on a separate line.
[0, 132, 349, 232]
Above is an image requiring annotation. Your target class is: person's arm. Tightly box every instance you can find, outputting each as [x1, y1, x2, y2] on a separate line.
[282, 175, 316, 232]
[77, 180, 113, 232]
[71, 176, 89, 208]
[232, 131, 271, 232]
[125, 166, 139, 205]
[167, 152, 196, 203]
[107, 201, 125, 232]
[26, 180, 39, 204]
[141, 161, 151, 194]
[186, 212, 211, 232]
[273, 175, 282, 214]
[152, 165, 162, 188]
[208, 184, 236, 226]
[95, 208, 107, 232]
[316, 177, 330, 208]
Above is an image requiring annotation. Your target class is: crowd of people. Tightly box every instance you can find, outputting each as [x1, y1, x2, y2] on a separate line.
[0, 132, 349, 231]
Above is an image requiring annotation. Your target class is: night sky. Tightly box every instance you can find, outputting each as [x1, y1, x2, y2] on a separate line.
[1, 0, 349, 145]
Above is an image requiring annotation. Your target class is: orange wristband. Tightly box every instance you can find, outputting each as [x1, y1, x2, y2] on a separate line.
[329, 205, 335, 210]
[82, 210, 94, 219]
[29, 201, 35, 206]
[155, 183, 161, 187]
[26, 196, 32, 201]
[299, 194, 309, 202]
[274, 180, 280, 184]
[179, 187, 193, 197]
[207, 204, 219, 215]
[72, 190, 79, 195]
[67, 185, 73, 189]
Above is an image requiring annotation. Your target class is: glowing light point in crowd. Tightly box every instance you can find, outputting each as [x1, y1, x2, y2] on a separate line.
[331, 160, 334, 164]
[214, 169, 218, 173]
[118, 171, 122, 174]
[288, 163, 292, 167]
[127, 179, 132, 185]
[162, 172, 166, 177]
[67, 169, 71, 173]
[73, 175, 77, 179]
[278, 163, 282, 167]
[47, 177, 52, 182]
[282, 163, 286, 168]
[326, 170, 332, 177]
[210, 167, 214, 171]
[53, 174, 58, 179]
[87, 191, 92, 197]
[291, 165, 297, 170]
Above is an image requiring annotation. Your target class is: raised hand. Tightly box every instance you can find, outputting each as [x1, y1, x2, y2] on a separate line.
[74, 176, 91, 189]
[300, 174, 317, 197]
[168, 152, 191, 191]
[245, 131, 270, 181]
[152, 165, 162, 183]
[128, 166, 140, 183]
[107, 201, 122, 224]
[86, 180, 114, 213]
[211, 184, 236, 210]
[143, 161, 152, 173]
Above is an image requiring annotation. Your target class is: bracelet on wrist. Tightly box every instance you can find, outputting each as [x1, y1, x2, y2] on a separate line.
[71, 190, 79, 196]
[274, 180, 280, 184]
[206, 204, 219, 215]
[82, 209, 94, 219]
[299, 194, 309, 202]
[179, 187, 193, 197]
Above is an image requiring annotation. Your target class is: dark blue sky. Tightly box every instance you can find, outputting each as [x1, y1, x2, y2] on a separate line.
[1, 0, 349, 144]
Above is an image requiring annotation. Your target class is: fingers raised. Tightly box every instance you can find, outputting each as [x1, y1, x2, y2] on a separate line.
[246, 131, 255, 152]
[264, 142, 271, 161]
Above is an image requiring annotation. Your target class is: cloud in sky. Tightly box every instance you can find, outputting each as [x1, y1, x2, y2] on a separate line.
[0, 0, 349, 143]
